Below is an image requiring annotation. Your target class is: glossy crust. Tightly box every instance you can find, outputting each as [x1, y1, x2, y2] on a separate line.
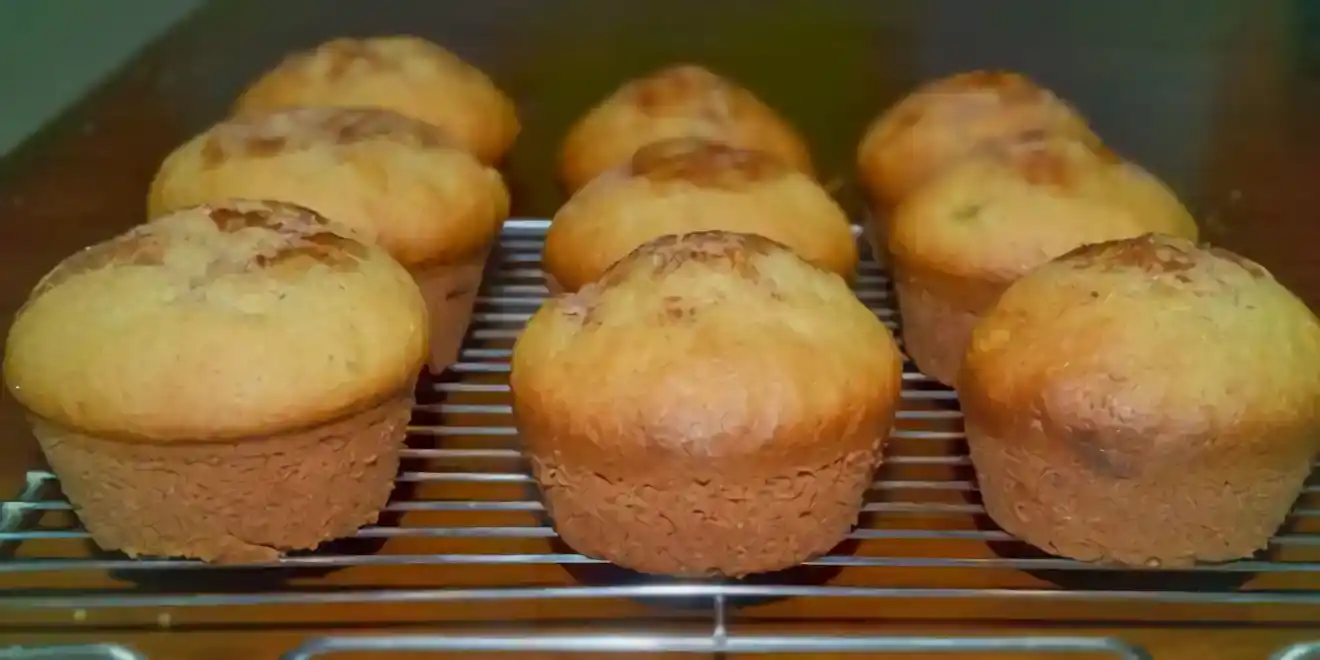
[544, 137, 857, 292]
[233, 35, 519, 164]
[512, 231, 903, 577]
[857, 70, 1100, 211]
[148, 106, 510, 268]
[4, 200, 429, 441]
[961, 234, 1320, 567]
[558, 64, 813, 193]
[888, 135, 1198, 385]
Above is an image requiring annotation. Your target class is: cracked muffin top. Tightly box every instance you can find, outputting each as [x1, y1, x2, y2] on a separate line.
[234, 35, 519, 164]
[149, 106, 510, 268]
[558, 64, 813, 192]
[858, 70, 1100, 208]
[4, 200, 428, 442]
[512, 230, 902, 475]
[888, 134, 1198, 283]
[964, 233, 1320, 440]
[544, 137, 857, 292]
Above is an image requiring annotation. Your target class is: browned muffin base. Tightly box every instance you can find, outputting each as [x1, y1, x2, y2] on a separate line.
[34, 394, 414, 564]
[532, 449, 879, 578]
[414, 248, 491, 373]
[967, 423, 1310, 567]
[892, 267, 1002, 386]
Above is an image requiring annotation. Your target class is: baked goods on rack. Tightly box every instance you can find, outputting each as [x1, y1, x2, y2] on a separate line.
[961, 234, 1320, 567]
[886, 134, 1198, 385]
[148, 106, 510, 372]
[856, 70, 1099, 244]
[558, 64, 813, 192]
[2, 200, 429, 563]
[542, 137, 856, 293]
[511, 231, 903, 577]
[233, 35, 519, 164]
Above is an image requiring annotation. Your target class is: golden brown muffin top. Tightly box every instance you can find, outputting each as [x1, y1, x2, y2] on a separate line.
[626, 136, 792, 188]
[233, 35, 519, 164]
[558, 64, 813, 192]
[857, 70, 1099, 207]
[887, 71, 1054, 124]
[544, 138, 856, 292]
[625, 64, 751, 117]
[4, 200, 429, 442]
[148, 106, 510, 267]
[512, 231, 902, 473]
[199, 105, 450, 164]
[964, 233, 1320, 441]
[889, 135, 1198, 282]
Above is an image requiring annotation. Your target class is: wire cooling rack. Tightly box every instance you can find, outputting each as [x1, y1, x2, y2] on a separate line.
[277, 632, 1155, 658]
[0, 645, 145, 660]
[2, 220, 1320, 657]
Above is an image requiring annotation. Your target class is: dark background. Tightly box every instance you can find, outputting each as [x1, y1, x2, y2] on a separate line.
[3, 0, 1310, 218]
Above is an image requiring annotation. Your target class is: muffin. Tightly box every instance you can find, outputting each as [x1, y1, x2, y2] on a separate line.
[961, 234, 1320, 567]
[544, 137, 857, 293]
[233, 35, 519, 164]
[511, 231, 903, 577]
[2, 200, 429, 563]
[857, 70, 1099, 247]
[148, 106, 509, 372]
[559, 64, 813, 193]
[887, 134, 1198, 386]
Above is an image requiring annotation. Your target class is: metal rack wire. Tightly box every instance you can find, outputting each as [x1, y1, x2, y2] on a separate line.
[0, 645, 145, 660]
[2, 220, 1320, 657]
[278, 633, 1155, 658]
[1276, 641, 1320, 660]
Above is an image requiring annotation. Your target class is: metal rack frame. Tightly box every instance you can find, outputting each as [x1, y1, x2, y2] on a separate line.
[1275, 641, 1320, 660]
[0, 645, 146, 660]
[279, 632, 1154, 658]
[3, 220, 1320, 657]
